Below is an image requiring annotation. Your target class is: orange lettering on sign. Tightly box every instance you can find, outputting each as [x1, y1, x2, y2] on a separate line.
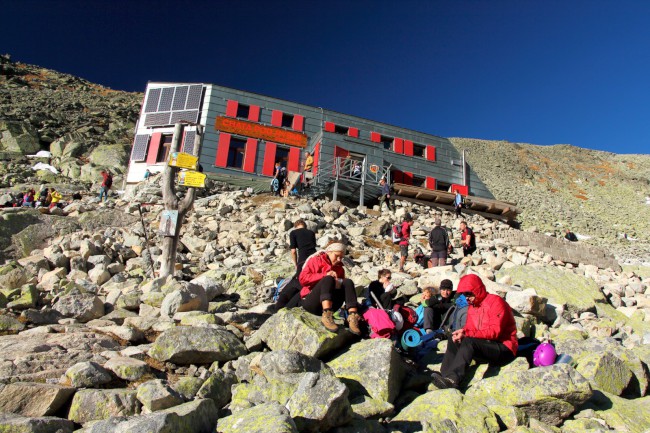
[215, 116, 308, 148]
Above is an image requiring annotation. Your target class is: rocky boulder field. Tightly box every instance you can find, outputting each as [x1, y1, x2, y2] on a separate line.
[0, 172, 649, 433]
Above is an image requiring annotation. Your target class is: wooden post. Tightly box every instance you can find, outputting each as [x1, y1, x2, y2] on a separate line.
[158, 123, 203, 278]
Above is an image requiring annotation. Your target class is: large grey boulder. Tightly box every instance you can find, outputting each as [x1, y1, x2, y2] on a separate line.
[505, 289, 548, 317]
[464, 363, 593, 426]
[190, 270, 227, 301]
[0, 412, 74, 433]
[53, 291, 104, 322]
[249, 307, 354, 358]
[328, 338, 406, 404]
[0, 382, 75, 417]
[67, 388, 141, 423]
[0, 120, 40, 154]
[160, 283, 208, 318]
[64, 361, 113, 388]
[104, 356, 149, 381]
[136, 379, 184, 412]
[196, 369, 238, 409]
[149, 326, 247, 364]
[388, 388, 500, 433]
[217, 402, 298, 433]
[575, 352, 633, 396]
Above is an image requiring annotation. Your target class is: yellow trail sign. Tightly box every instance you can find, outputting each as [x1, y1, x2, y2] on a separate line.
[168, 152, 198, 170]
[178, 170, 206, 188]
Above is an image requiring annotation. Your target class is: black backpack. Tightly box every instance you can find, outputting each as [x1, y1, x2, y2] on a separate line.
[105, 174, 113, 189]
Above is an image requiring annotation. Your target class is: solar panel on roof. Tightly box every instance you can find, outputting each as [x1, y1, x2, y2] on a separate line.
[131, 134, 150, 161]
[172, 86, 189, 111]
[182, 130, 197, 154]
[158, 87, 174, 112]
[170, 110, 199, 124]
[144, 88, 161, 113]
[144, 112, 171, 127]
[185, 85, 203, 110]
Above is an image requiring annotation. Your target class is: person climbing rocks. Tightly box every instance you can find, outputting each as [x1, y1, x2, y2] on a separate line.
[398, 213, 414, 272]
[298, 239, 361, 335]
[378, 178, 394, 212]
[431, 274, 518, 390]
[460, 220, 476, 256]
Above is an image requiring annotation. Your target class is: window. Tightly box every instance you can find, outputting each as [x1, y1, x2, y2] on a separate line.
[156, 135, 173, 163]
[380, 135, 393, 150]
[437, 181, 452, 192]
[281, 113, 294, 128]
[227, 137, 247, 169]
[334, 125, 349, 135]
[412, 175, 426, 188]
[236, 104, 250, 119]
[413, 143, 426, 158]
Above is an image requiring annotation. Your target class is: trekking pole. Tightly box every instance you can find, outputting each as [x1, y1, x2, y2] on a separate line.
[137, 203, 156, 278]
[370, 291, 386, 310]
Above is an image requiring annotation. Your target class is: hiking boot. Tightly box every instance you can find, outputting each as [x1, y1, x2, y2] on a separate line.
[321, 310, 338, 332]
[430, 372, 457, 389]
[347, 312, 362, 336]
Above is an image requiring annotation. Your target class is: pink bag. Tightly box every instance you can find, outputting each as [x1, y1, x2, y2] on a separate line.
[363, 308, 396, 339]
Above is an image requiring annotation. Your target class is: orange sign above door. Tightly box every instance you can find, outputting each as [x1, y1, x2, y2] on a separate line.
[215, 116, 308, 148]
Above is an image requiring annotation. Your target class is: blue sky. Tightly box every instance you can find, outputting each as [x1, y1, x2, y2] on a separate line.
[2, 0, 649, 154]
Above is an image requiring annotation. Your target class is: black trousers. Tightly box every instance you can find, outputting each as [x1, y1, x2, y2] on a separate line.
[441, 336, 515, 384]
[423, 307, 445, 331]
[463, 245, 476, 257]
[300, 276, 358, 315]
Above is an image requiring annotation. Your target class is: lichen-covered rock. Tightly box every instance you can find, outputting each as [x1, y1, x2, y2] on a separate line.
[65, 361, 113, 388]
[160, 283, 208, 319]
[575, 351, 633, 395]
[249, 308, 354, 358]
[52, 290, 104, 322]
[190, 269, 227, 301]
[0, 261, 30, 290]
[67, 388, 141, 424]
[136, 379, 183, 412]
[505, 289, 547, 316]
[0, 412, 74, 433]
[0, 382, 75, 417]
[328, 338, 406, 403]
[497, 265, 605, 316]
[0, 313, 25, 333]
[585, 391, 650, 433]
[464, 363, 592, 426]
[6, 284, 38, 310]
[0, 120, 41, 154]
[104, 356, 149, 381]
[196, 369, 238, 409]
[286, 371, 353, 432]
[148, 325, 247, 364]
[388, 388, 500, 433]
[172, 376, 205, 401]
[217, 402, 298, 433]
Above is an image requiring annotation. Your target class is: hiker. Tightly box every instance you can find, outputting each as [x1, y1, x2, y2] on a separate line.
[49, 188, 63, 209]
[431, 274, 518, 390]
[22, 189, 35, 207]
[35, 187, 48, 207]
[421, 280, 455, 334]
[454, 191, 463, 217]
[429, 217, 451, 267]
[298, 239, 362, 335]
[564, 229, 578, 242]
[144, 169, 151, 181]
[378, 178, 394, 212]
[289, 219, 317, 276]
[99, 170, 112, 202]
[413, 247, 429, 269]
[398, 213, 414, 272]
[365, 268, 395, 309]
[302, 151, 314, 188]
[273, 162, 286, 197]
[460, 220, 476, 256]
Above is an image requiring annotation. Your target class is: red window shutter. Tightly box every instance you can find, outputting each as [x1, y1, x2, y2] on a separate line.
[393, 138, 404, 154]
[293, 115, 304, 131]
[348, 127, 359, 138]
[262, 142, 277, 176]
[393, 171, 404, 184]
[324, 121, 335, 132]
[288, 147, 300, 172]
[271, 110, 283, 127]
[426, 145, 436, 161]
[243, 138, 258, 173]
[426, 177, 437, 190]
[312, 142, 320, 176]
[248, 105, 260, 122]
[225, 100, 238, 117]
[370, 132, 381, 143]
[452, 184, 469, 196]
[403, 171, 413, 185]
[404, 140, 414, 156]
[146, 133, 162, 165]
[215, 133, 231, 167]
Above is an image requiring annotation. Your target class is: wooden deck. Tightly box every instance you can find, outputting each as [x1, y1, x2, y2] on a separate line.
[392, 183, 521, 223]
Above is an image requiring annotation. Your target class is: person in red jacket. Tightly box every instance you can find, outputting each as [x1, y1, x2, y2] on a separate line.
[431, 274, 518, 389]
[299, 239, 361, 335]
[398, 213, 414, 272]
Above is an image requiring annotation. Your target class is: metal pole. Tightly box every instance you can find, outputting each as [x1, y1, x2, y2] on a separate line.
[359, 157, 366, 207]
[462, 149, 468, 187]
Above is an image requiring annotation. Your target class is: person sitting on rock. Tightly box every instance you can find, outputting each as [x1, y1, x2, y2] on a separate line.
[364, 268, 395, 309]
[421, 280, 455, 334]
[298, 239, 362, 335]
[431, 274, 518, 390]
[22, 189, 35, 207]
[49, 188, 63, 209]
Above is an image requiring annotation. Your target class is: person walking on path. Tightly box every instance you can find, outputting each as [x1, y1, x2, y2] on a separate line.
[98, 170, 112, 202]
[289, 219, 317, 276]
[398, 213, 414, 272]
[460, 221, 476, 257]
[298, 239, 362, 335]
[429, 217, 451, 267]
[431, 274, 518, 389]
[454, 191, 463, 217]
[378, 178, 394, 212]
